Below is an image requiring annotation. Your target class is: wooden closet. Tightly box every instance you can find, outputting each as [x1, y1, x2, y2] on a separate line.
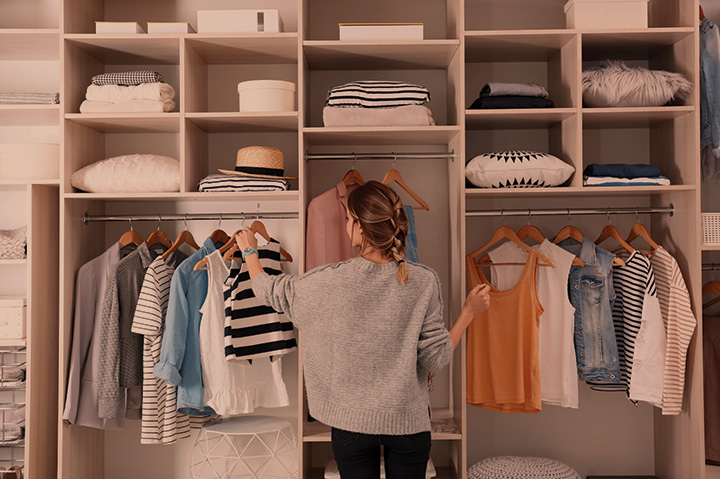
[1, 0, 708, 477]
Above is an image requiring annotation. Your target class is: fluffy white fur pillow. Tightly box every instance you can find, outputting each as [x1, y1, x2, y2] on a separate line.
[466, 150, 575, 188]
[583, 60, 693, 107]
[0, 226, 26, 259]
[71, 154, 180, 193]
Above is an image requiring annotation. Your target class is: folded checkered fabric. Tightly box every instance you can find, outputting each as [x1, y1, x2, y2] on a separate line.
[326, 80, 431, 108]
[198, 175, 290, 192]
[91, 71, 164, 86]
[0, 92, 59, 105]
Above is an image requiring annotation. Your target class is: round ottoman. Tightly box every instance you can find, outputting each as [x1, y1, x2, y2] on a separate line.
[190, 416, 298, 479]
[468, 456, 581, 479]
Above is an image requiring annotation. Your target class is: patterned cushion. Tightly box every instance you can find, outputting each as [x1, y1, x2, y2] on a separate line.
[468, 456, 581, 479]
[465, 150, 574, 188]
[0, 226, 26, 260]
[70, 154, 180, 193]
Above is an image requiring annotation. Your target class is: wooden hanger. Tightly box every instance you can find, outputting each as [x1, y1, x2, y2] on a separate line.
[343, 168, 365, 187]
[625, 222, 659, 255]
[468, 225, 555, 268]
[381, 168, 429, 211]
[209, 228, 230, 246]
[594, 224, 633, 267]
[162, 217, 200, 260]
[146, 218, 172, 249]
[518, 224, 584, 266]
[223, 220, 293, 262]
[701, 5, 706, 20]
[118, 221, 143, 249]
[703, 280, 720, 309]
[194, 226, 245, 271]
[553, 224, 584, 244]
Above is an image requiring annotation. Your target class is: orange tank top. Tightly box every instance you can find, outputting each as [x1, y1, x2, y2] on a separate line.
[466, 249, 543, 413]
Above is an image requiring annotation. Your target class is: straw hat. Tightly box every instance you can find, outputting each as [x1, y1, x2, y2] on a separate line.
[219, 146, 297, 180]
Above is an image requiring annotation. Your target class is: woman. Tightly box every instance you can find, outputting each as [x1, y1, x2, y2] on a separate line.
[236, 180, 490, 479]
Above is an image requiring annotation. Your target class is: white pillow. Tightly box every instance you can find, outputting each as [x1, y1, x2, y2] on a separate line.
[465, 150, 574, 188]
[0, 226, 26, 259]
[71, 154, 180, 193]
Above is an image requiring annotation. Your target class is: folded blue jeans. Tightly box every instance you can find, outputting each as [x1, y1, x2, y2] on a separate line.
[583, 163, 662, 179]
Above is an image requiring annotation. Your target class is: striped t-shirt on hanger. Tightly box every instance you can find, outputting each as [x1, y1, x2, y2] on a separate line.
[326, 80, 431, 108]
[223, 238, 297, 363]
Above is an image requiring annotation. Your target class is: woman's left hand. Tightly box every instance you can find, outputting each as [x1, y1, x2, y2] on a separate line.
[235, 228, 258, 251]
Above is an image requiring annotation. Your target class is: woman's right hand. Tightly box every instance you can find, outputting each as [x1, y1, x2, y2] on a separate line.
[462, 284, 490, 317]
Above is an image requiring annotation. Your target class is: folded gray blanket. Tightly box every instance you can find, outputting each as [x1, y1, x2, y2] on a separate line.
[0, 92, 59, 105]
[323, 105, 435, 127]
[479, 82, 549, 98]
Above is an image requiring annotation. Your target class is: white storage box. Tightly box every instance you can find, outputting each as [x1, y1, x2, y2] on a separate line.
[95, 22, 146, 34]
[147, 22, 196, 34]
[197, 10, 284, 34]
[339, 23, 424, 41]
[0, 297, 26, 340]
[237, 80, 296, 112]
[564, 0, 648, 29]
[0, 143, 59, 181]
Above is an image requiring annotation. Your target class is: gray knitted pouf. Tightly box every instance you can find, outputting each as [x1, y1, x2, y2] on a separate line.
[468, 456, 581, 479]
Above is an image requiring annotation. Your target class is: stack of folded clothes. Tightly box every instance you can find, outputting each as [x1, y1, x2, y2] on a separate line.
[583, 163, 670, 186]
[0, 405, 24, 445]
[323, 80, 435, 127]
[0, 365, 25, 388]
[468, 82, 554, 109]
[79, 71, 175, 113]
[197, 174, 290, 192]
[0, 92, 59, 105]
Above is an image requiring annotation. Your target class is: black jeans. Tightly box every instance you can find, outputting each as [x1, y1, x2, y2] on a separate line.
[331, 427, 431, 479]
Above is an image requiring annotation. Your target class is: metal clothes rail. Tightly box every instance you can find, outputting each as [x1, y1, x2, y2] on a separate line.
[304, 151, 455, 161]
[465, 205, 674, 218]
[83, 212, 299, 225]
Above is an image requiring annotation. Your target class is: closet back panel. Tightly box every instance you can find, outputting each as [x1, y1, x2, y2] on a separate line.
[0, 0, 59, 28]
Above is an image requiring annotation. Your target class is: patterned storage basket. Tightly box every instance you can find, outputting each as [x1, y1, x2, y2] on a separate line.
[703, 213, 720, 246]
[468, 456, 581, 479]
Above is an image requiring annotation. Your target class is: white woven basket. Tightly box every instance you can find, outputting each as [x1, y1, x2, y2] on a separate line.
[702, 213, 720, 245]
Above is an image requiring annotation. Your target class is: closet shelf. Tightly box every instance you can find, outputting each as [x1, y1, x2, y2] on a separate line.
[465, 185, 696, 198]
[186, 34, 298, 64]
[186, 112, 298, 132]
[64, 191, 300, 201]
[0, 260, 27, 266]
[581, 27, 694, 60]
[465, 108, 577, 129]
[303, 416, 461, 442]
[0, 180, 59, 186]
[702, 244, 720, 251]
[64, 113, 180, 133]
[0, 341, 25, 349]
[64, 35, 180, 64]
[465, 30, 576, 62]
[582, 106, 694, 128]
[0, 105, 60, 127]
[303, 40, 460, 70]
[303, 126, 460, 146]
[0, 29, 59, 60]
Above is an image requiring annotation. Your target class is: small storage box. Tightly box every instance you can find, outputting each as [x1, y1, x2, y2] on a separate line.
[237, 80, 296, 112]
[0, 297, 26, 340]
[339, 23, 424, 41]
[197, 10, 283, 34]
[0, 143, 59, 181]
[702, 213, 720, 245]
[95, 22, 146, 34]
[564, 0, 648, 29]
[147, 22, 196, 34]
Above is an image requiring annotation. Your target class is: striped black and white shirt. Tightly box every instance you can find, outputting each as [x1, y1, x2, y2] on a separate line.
[198, 175, 290, 193]
[326, 80, 431, 108]
[131, 255, 191, 444]
[223, 239, 297, 362]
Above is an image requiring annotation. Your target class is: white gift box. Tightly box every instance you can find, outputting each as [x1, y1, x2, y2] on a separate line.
[237, 80, 296, 112]
[339, 23, 424, 41]
[564, 0, 648, 29]
[0, 297, 26, 340]
[147, 22, 195, 34]
[197, 10, 284, 34]
[95, 22, 146, 34]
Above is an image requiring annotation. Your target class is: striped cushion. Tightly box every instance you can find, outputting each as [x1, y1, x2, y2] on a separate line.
[326, 80, 431, 108]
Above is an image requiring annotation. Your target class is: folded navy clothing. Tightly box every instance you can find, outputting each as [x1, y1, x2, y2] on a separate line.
[583, 163, 663, 179]
[468, 95, 554, 109]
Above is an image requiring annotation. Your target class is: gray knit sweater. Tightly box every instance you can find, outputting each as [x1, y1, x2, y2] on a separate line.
[252, 256, 452, 435]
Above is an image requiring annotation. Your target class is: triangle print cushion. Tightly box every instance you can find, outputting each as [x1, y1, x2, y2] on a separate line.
[465, 150, 575, 188]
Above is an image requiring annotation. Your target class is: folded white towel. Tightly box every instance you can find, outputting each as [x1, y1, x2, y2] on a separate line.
[323, 105, 435, 127]
[79, 99, 175, 113]
[85, 82, 175, 103]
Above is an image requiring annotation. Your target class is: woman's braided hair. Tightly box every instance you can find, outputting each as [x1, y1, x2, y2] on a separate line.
[347, 180, 409, 284]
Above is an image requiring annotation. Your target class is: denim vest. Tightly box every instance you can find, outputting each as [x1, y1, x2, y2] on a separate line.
[556, 238, 621, 383]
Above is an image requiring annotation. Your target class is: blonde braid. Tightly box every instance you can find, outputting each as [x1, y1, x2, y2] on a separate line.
[390, 199, 409, 284]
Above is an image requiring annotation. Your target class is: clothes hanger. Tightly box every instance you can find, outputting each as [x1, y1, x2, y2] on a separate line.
[552, 210, 584, 245]
[517, 219, 585, 267]
[593, 211, 633, 267]
[209, 214, 230, 246]
[625, 209, 659, 255]
[701, 5, 706, 20]
[223, 210, 293, 262]
[468, 223, 555, 268]
[162, 214, 200, 260]
[381, 155, 429, 211]
[145, 215, 172, 248]
[703, 280, 720, 310]
[118, 217, 143, 249]
[195, 216, 248, 271]
[343, 153, 365, 186]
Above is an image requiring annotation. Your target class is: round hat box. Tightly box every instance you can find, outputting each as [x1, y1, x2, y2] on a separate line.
[237, 79, 296, 112]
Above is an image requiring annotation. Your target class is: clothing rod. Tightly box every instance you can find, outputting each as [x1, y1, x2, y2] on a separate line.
[465, 205, 674, 218]
[83, 212, 298, 225]
[703, 264, 720, 271]
[304, 151, 455, 161]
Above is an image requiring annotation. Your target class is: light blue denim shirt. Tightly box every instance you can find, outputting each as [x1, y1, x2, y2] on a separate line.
[556, 237, 621, 384]
[154, 237, 216, 415]
[403, 205, 418, 263]
[701, 18, 720, 178]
